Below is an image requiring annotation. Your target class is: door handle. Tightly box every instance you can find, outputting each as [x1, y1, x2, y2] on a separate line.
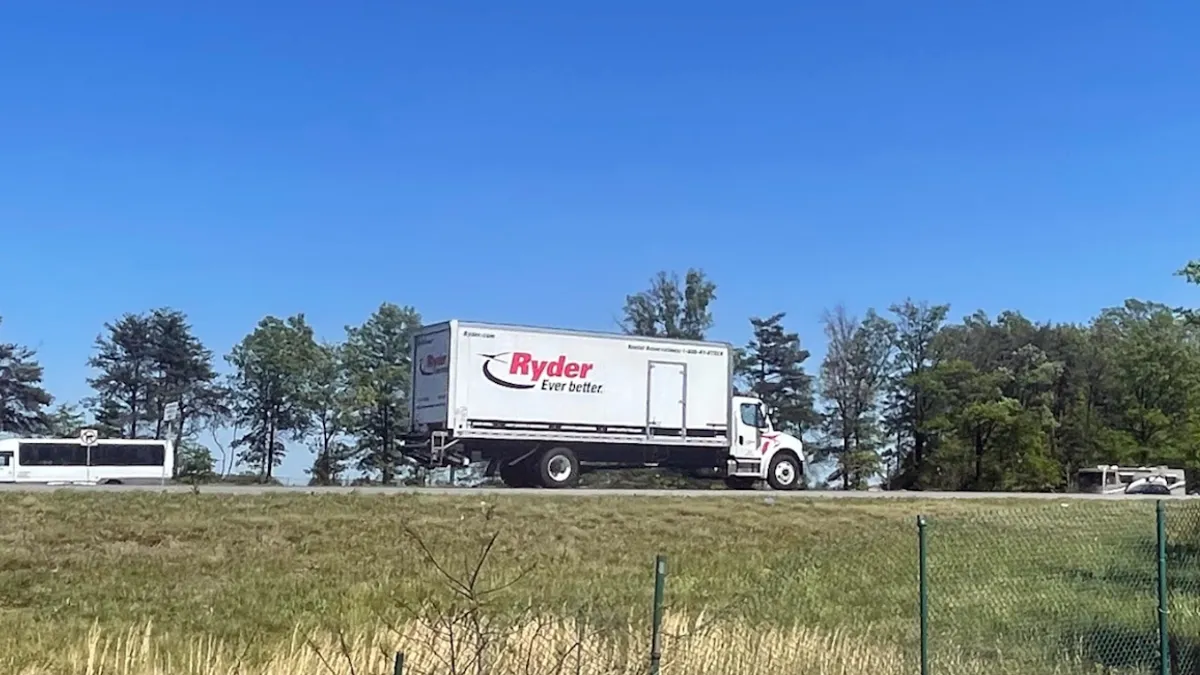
[738, 436, 744, 444]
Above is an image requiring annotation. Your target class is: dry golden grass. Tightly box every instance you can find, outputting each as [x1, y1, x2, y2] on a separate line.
[15, 615, 1126, 675]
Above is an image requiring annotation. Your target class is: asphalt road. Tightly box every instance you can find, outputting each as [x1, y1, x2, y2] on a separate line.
[0, 483, 1190, 499]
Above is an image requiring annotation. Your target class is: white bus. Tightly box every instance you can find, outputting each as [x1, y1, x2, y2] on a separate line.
[1074, 464, 1187, 496]
[0, 437, 173, 485]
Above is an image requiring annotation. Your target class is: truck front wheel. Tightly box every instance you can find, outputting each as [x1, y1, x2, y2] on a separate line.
[536, 447, 580, 488]
[766, 453, 803, 491]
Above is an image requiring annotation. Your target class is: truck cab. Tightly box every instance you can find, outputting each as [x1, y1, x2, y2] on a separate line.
[725, 395, 807, 490]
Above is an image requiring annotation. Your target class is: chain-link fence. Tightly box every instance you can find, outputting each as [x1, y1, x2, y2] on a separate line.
[369, 500, 1200, 675]
[925, 501, 1162, 674]
[911, 499, 1200, 674]
[1166, 501, 1200, 674]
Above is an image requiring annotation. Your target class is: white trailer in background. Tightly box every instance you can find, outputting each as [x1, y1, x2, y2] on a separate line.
[401, 320, 807, 489]
[1074, 465, 1187, 495]
[0, 436, 173, 485]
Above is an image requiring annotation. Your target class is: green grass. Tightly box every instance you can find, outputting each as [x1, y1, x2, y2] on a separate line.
[0, 491, 1195, 673]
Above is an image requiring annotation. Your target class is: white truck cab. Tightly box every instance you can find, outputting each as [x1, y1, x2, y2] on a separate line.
[724, 395, 807, 490]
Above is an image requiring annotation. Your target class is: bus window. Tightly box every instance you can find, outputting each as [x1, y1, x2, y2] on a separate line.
[17, 443, 87, 466]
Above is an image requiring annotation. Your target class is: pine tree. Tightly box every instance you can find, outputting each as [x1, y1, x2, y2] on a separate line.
[0, 318, 53, 435]
[741, 313, 819, 435]
[87, 313, 155, 438]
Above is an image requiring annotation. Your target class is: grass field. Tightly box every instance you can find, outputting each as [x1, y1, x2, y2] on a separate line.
[0, 491, 1196, 674]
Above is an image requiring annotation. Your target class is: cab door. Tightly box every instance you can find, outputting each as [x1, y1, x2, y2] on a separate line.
[0, 451, 16, 482]
[730, 401, 765, 460]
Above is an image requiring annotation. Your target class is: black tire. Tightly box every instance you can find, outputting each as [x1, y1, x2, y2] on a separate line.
[766, 453, 802, 491]
[498, 459, 536, 488]
[724, 476, 757, 490]
[536, 447, 580, 488]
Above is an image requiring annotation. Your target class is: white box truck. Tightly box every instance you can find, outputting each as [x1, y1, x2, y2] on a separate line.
[401, 320, 807, 490]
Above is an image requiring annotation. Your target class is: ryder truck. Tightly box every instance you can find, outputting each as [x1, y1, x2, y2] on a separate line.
[401, 320, 806, 490]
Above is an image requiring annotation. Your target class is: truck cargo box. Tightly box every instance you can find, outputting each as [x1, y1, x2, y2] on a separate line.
[410, 320, 733, 447]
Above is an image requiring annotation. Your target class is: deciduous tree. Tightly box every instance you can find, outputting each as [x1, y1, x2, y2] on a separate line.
[303, 341, 353, 485]
[343, 303, 421, 484]
[816, 306, 894, 489]
[226, 314, 317, 480]
[883, 299, 950, 489]
[620, 269, 716, 340]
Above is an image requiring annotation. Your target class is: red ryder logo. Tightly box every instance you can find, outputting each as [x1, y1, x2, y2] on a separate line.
[418, 353, 448, 376]
[480, 352, 604, 394]
[510, 353, 593, 380]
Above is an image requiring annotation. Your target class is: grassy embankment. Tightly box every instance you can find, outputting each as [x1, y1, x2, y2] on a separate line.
[0, 491, 1193, 674]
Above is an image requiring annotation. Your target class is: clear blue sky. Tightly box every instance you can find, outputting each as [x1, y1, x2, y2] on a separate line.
[2, 2, 1198, 482]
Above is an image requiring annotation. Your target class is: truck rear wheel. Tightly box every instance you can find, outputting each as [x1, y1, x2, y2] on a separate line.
[536, 447, 580, 488]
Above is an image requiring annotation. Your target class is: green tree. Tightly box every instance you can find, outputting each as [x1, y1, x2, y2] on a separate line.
[1028, 322, 1100, 483]
[88, 308, 225, 474]
[226, 314, 318, 480]
[90, 397, 127, 439]
[145, 308, 226, 454]
[620, 269, 717, 340]
[920, 358, 1012, 490]
[816, 306, 894, 489]
[0, 318, 53, 435]
[46, 403, 87, 437]
[303, 341, 353, 485]
[1092, 300, 1200, 467]
[176, 440, 217, 483]
[1175, 259, 1200, 325]
[87, 313, 155, 438]
[929, 312, 1062, 490]
[883, 299, 950, 489]
[343, 303, 421, 485]
[740, 312, 819, 436]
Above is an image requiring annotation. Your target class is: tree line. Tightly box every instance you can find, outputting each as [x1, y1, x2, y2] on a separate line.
[0, 304, 421, 484]
[1, 261, 1199, 490]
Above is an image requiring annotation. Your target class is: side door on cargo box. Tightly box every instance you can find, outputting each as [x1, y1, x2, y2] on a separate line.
[644, 360, 685, 463]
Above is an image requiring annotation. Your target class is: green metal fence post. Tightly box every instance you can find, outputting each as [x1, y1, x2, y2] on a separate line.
[393, 651, 404, 675]
[650, 554, 666, 675]
[1157, 500, 1170, 675]
[918, 515, 929, 675]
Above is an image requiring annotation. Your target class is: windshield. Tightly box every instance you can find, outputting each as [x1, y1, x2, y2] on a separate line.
[760, 405, 775, 431]
[1076, 471, 1106, 492]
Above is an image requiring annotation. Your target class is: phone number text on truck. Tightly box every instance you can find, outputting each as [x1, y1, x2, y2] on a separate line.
[400, 320, 806, 490]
